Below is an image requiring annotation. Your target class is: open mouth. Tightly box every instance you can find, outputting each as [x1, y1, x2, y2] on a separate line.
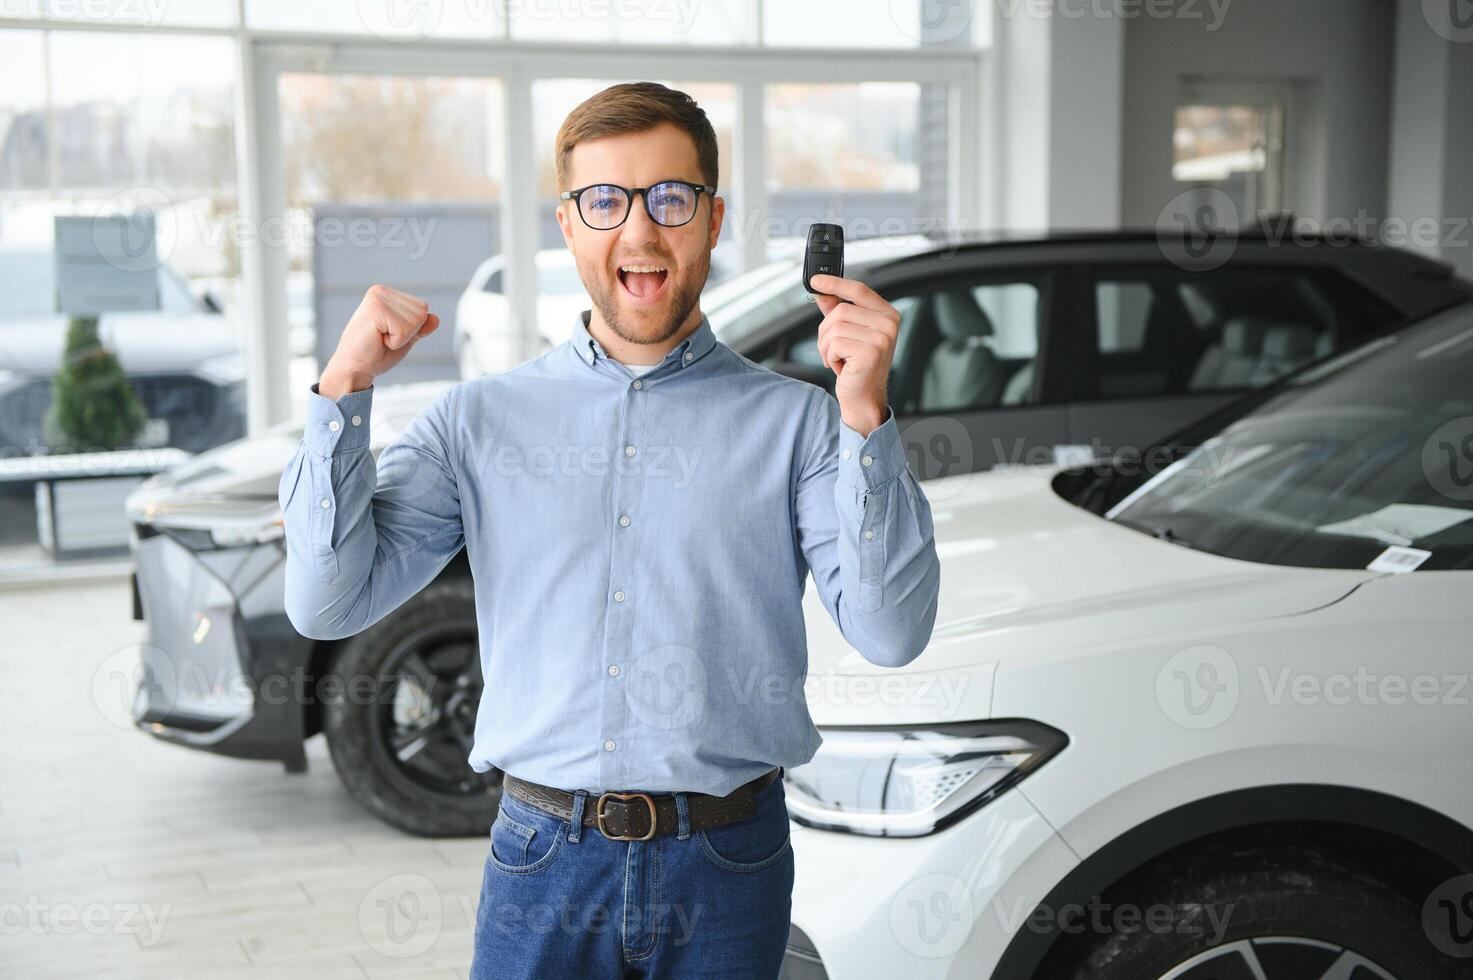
[616, 263, 670, 304]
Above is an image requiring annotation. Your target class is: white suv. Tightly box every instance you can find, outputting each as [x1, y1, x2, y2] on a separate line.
[782, 305, 1473, 979]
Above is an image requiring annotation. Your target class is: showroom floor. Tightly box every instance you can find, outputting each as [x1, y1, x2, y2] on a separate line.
[1, 577, 489, 979]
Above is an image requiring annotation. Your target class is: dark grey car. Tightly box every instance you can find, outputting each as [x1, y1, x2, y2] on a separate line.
[125, 231, 1472, 836]
[0, 245, 246, 456]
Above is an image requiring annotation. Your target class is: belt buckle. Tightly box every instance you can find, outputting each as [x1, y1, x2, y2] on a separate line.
[595, 791, 657, 841]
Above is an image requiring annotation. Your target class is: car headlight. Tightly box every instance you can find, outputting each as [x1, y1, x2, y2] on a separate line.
[784, 720, 1068, 837]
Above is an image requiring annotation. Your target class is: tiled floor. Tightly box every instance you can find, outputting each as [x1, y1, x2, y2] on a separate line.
[0, 577, 488, 979]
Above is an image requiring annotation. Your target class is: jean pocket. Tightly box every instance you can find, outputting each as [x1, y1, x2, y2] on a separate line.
[488, 799, 566, 875]
[696, 791, 792, 873]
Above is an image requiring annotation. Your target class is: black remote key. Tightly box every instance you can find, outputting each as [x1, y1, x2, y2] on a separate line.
[802, 223, 844, 294]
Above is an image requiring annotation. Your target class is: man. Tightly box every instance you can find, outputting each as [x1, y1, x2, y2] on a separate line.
[278, 81, 941, 979]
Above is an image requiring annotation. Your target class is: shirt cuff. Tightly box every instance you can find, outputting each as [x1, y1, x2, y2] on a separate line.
[304, 382, 374, 458]
[838, 404, 905, 492]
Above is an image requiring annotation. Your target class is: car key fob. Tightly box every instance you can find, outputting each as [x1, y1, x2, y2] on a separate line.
[803, 223, 844, 294]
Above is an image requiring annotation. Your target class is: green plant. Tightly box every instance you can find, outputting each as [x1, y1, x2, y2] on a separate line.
[41, 315, 146, 453]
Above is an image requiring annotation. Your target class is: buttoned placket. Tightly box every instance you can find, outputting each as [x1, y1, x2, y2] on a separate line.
[584, 332, 701, 790]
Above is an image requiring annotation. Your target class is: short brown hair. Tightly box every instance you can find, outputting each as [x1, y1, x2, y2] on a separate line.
[554, 81, 718, 191]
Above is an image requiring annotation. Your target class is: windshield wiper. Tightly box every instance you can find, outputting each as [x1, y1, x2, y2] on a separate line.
[1114, 517, 1199, 551]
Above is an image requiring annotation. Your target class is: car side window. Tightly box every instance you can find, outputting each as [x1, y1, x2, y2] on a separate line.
[887, 277, 1048, 414]
[1091, 268, 1403, 399]
[785, 295, 922, 377]
[482, 269, 503, 294]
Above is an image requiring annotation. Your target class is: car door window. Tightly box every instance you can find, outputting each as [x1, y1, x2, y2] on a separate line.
[893, 277, 1047, 414]
[786, 295, 922, 377]
[1091, 268, 1403, 399]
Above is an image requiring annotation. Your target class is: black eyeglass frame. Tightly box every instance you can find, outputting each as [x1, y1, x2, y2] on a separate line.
[559, 180, 717, 230]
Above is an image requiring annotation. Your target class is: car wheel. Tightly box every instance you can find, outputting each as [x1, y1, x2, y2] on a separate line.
[1045, 845, 1466, 980]
[321, 575, 501, 836]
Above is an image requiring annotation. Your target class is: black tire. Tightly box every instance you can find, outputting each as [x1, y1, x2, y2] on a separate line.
[1044, 844, 1471, 980]
[321, 575, 501, 837]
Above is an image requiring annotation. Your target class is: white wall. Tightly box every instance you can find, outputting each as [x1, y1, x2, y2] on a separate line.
[1117, 0, 1394, 228]
[1387, 0, 1473, 278]
[989, 1, 1125, 231]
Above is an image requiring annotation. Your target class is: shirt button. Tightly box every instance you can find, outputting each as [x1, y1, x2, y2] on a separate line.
[862, 454, 874, 467]
[683, 351, 693, 363]
[327, 420, 340, 432]
[864, 529, 875, 540]
[618, 515, 631, 527]
[320, 498, 330, 509]
[351, 415, 362, 426]
[624, 445, 636, 457]
[632, 379, 643, 389]
[613, 590, 626, 602]
[841, 448, 851, 459]
[604, 739, 617, 752]
[608, 664, 620, 677]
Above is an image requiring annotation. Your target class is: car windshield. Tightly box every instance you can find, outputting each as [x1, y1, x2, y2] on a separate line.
[1106, 306, 1473, 571]
[0, 249, 196, 317]
[707, 262, 811, 344]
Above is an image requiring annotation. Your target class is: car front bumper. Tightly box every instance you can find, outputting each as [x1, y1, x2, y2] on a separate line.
[782, 787, 1077, 980]
[130, 530, 314, 771]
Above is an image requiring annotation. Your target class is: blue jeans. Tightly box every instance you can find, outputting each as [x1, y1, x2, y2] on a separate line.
[470, 772, 794, 979]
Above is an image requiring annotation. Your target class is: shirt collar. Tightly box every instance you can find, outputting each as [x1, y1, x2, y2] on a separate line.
[571, 308, 718, 373]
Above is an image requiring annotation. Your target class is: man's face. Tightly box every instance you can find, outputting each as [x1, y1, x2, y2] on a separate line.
[557, 122, 724, 348]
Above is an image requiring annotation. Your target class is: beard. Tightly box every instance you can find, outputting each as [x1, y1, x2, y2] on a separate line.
[581, 246, 710, 348]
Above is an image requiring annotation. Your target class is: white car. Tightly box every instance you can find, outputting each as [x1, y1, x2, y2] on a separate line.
[782, 305, 1473, 979]
[453, 239, 924, 380]
[453, 250, 591, 379]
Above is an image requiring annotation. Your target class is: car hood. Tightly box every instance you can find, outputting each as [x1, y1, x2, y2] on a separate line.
[126, 381, 452, 525]
[0, 313, 238, 375]
[801, 466, 1376, 713]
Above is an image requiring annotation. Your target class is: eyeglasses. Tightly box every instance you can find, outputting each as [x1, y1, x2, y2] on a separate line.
[560, 180, 716, 230]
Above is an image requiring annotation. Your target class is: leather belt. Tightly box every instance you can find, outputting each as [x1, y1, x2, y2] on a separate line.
[503, 766, 782, 841]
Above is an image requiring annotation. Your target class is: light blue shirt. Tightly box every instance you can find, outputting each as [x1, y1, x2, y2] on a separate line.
[278, 311, 941, 796]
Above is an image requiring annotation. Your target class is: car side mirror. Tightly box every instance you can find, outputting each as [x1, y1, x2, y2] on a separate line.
[769, 360, 834, 393]
[202, 290, 224, 314]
